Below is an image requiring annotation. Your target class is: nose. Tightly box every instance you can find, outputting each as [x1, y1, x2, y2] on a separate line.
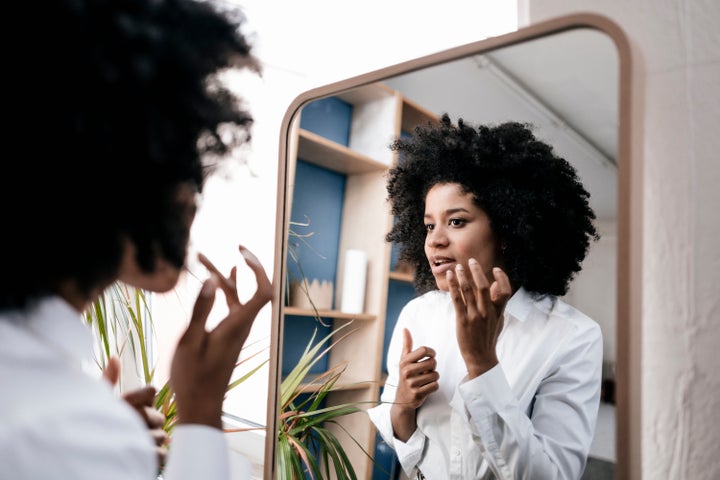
[426, 225, 448, 248]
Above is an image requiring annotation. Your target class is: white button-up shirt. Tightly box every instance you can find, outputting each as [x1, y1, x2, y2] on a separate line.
[0, 296, 231, 480]
[367, 287, 602, 479]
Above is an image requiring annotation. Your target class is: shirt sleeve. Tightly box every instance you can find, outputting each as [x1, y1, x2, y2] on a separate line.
[452, 321, 603, 480]
[162, 425, 230, 480]
[366, 301, 426, 477]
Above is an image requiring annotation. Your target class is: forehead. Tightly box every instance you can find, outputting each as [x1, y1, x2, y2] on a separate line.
[426, 182, 473, 204]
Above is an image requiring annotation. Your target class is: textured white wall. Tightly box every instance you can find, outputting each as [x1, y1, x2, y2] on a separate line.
[522, 0, 720, 478]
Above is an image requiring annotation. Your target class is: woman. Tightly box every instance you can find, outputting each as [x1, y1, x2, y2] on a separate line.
[367, 115, 603, 479]
[0, 1, 271, 478]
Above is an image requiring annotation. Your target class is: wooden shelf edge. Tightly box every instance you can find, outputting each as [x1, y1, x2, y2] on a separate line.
[283, 306, 376, 322]
[388, 270, 414, 283]
[289, 375, 376, 393]
[298, 129, 388, 174]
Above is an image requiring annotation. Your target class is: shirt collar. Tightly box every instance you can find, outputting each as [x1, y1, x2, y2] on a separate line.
[25, 295, 95, 366]
[504, 287, 555, 322]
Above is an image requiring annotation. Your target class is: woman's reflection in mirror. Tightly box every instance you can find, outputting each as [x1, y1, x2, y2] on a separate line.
[368, 115, 602, 479]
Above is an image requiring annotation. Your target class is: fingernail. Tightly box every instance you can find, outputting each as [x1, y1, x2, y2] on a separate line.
[455, 263, 463, 271]
[446, 269, 453, 278]
[200, 277, 217, 297]
[468, 258, 478, 265]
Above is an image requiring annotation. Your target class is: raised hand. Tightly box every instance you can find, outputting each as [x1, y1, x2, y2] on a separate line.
[446, 258, 512, 379]
[170, 245, 273, 429]
[390, 328, 439, 442]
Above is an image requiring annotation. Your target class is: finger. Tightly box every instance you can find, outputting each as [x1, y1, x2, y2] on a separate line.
[404, 345, 436, 364]
[490, 267, 512, 308]
[467, 258, 491, 315]
[179, 276, 217, 349]
[150, 428, 169, 447]
[102, 356, 121, 386]
[198, 253, 239, 304]
[122, 385, 156, 407]
[142, 406, 167, 429]
[446, 269, 468, 320]
[455, 263, 478, 312]
[446, 268, 460, 299]
[402, 328, 413, 356]
[238, 245, 273, 308]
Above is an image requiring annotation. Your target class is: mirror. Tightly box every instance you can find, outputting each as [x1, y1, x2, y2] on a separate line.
[269, 13, 634, 480]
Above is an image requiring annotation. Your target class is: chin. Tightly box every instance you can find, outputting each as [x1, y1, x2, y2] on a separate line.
[434, 276, 450, 292]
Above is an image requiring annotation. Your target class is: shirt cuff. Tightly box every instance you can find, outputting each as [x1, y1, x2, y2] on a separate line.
[393, 428, 426, 477]
[454, 363, 515, 415]
[367, 406, 425, 477]
[162, 425, 229, 480]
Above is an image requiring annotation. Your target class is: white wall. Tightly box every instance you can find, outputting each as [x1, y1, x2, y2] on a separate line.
[522, 1, 720, 479]
[564, 219, 617, 365]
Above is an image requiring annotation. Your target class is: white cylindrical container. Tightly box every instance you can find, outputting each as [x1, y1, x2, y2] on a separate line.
[340, 249, 368, 314]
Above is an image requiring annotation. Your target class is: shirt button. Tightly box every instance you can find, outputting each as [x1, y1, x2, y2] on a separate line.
[452, 447, 461, 457]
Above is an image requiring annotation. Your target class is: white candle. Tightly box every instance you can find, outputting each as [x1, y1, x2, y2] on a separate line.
[340, 249, 368, 314]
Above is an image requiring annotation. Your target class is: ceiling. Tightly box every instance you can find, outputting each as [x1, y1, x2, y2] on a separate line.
[384, 28, 620, 221]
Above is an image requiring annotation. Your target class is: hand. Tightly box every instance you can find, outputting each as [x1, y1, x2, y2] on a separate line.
[102, 357, 169, 467]
[446, 259, 512, 378]
[390, 328, 439, 441]
[170, 245, 273, 429]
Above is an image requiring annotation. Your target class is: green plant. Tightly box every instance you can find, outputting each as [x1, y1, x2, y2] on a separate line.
[86, 281, 268, 435]
[277, 322, 373, 480]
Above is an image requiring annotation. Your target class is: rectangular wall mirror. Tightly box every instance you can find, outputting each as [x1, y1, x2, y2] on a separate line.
[268, 13, 635, 480]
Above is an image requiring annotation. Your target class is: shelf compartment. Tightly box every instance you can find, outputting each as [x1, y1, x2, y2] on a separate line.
[297, 129, 387, 175]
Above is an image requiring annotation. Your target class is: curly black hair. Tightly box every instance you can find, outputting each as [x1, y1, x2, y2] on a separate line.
[2, 0, 260, 310]
[386, 114, 599, 297]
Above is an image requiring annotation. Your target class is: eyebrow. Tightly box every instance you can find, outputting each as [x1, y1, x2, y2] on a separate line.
[424, 207, 471, 219]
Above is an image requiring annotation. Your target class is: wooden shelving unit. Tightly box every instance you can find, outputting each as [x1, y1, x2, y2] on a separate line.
[282, 82, 438, 480]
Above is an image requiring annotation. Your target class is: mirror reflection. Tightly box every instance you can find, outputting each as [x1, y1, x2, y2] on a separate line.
[277, 27, 619, 480]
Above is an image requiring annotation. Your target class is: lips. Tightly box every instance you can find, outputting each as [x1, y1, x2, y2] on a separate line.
[429, 256, 456, 275]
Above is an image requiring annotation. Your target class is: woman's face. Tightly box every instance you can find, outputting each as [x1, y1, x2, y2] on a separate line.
[424, 182, 501, 291]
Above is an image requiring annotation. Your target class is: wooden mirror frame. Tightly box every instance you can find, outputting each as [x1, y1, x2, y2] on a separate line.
[267, 12, 641, 480]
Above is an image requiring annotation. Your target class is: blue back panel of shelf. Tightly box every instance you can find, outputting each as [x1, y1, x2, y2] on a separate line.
[383, 280, 418, 374]
[282, 315, 332, 375]
[287, 160, 345, 288]
[300, 96, 352, 145]
[284, 96, 353, 377]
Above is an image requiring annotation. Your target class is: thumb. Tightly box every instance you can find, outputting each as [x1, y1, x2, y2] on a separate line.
[402, 328, 413, 356]
[103, 356, 121, 386]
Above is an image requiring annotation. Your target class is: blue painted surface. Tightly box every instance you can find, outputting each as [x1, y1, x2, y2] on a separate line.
[382, 280, 418, 374]
[282, 316, 333, 375]
[300, 97, 353, 146]
[287, 160, 345, 299]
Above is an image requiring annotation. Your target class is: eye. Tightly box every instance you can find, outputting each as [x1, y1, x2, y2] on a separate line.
[449, 218, 467, 227]
[424, 223, 435, 232]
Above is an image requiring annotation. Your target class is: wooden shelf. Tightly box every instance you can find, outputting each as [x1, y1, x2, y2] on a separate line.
[284, 83, 431, 480]
[388, 270, 414, 283]
[297, 129, 388, 174]
[283, 306, 376, 322]
[293, 374, 375, 393]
